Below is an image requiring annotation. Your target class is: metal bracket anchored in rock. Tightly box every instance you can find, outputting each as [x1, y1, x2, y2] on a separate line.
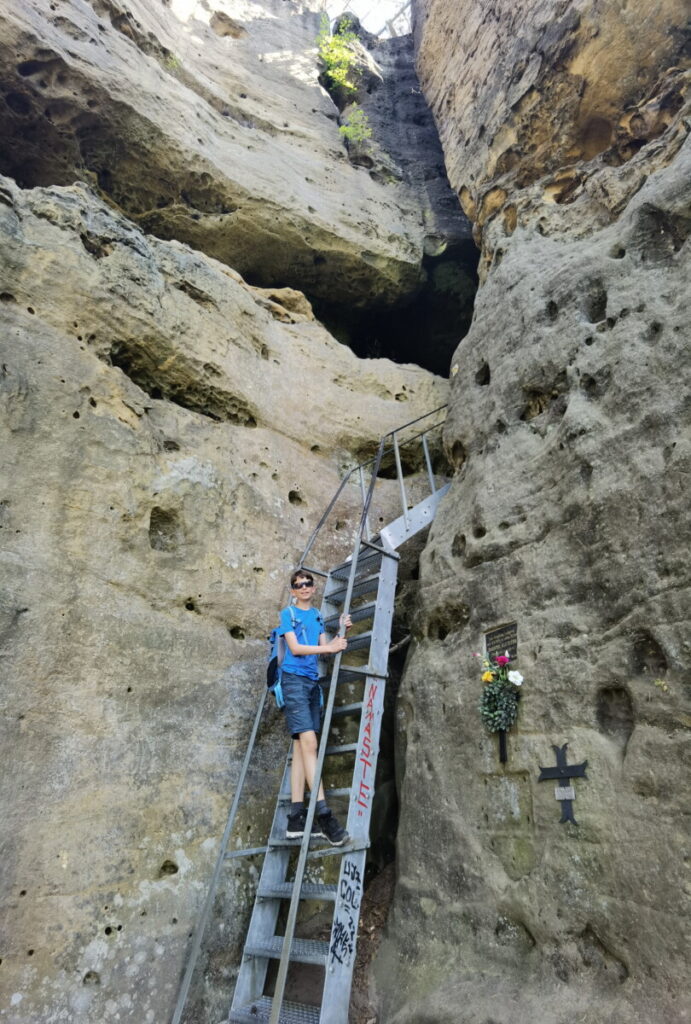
[537, 743, 588, 824]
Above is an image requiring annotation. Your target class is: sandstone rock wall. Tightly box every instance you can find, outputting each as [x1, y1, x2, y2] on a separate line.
[0, 0, 432, 309]
[414, 0, 689, 275]
[376, 2, 691, 1022]
[0, 173, 447, 1023]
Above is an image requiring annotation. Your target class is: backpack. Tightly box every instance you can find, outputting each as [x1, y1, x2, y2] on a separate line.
[266, 606, 324, 708]
[266, 606, 298, 708]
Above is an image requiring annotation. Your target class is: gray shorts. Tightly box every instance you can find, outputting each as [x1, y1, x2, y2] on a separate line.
[281, 671, 322, 737]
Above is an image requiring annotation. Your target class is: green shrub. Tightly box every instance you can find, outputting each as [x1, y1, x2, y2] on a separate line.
[316, 14, 360, 100]
[339, 105, 372, 145]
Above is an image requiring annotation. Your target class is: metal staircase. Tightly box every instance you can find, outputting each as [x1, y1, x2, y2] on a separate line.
[171, 407, 449, 1024]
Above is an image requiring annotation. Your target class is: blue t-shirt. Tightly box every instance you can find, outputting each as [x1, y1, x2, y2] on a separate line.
[279, 606, 324, 680]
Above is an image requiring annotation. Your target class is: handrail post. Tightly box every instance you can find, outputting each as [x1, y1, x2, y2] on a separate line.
[358, 465, 372, 542]
[421, 433, 436, 495]
[392, 432, 409, 530]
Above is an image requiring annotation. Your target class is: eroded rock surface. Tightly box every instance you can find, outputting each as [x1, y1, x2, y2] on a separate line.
[376, 3, 691, 1022]
[0, 175, 447, 1023]
[0, 0, 462, 311]
[414, 0, 689, 275]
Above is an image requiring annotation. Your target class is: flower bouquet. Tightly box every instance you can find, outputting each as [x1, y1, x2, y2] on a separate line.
[475, 651, 523, 762]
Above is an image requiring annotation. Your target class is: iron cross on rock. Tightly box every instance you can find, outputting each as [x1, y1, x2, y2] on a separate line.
[538, 743, 588, 824]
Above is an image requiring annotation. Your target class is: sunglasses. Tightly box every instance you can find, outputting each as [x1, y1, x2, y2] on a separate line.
[292, 581, 314, 590]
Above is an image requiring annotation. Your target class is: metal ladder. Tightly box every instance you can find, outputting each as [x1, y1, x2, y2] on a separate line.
[171, 407, 449, 1024]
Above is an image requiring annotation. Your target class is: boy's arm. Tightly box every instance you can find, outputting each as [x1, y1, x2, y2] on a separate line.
[286, 631, 346, 656]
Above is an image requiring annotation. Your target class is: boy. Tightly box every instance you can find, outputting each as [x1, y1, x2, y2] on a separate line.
[278, 569, 350, 846]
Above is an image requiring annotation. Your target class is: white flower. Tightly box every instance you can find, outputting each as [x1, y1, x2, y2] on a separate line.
[507, 670, 523, 686]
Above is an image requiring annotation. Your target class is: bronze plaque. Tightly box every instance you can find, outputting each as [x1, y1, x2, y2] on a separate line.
[485, 622, 518, 661]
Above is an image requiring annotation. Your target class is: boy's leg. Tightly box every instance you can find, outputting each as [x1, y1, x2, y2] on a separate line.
[290, 738, 306, 803]
[296, 730, 326, 800]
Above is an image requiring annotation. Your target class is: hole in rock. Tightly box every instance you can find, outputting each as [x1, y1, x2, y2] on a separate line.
[596, 686, 634, 751]
[159, 860, 179, 877]
[82, 971, 100, 986]
[475, 362, 490, 385]
[581, 280, 608, 323]
[149, 507, 183, 551]
[427, 601, 470, 640]
[229, 626, 245, 639]
[631, 632, 667, 676]
[288, 490, 303, 505]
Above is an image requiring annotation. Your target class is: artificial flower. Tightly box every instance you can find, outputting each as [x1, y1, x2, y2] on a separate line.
[495, 655, 510, 666]
[482, 671, 495, 682]
[507, 670, 523, 686]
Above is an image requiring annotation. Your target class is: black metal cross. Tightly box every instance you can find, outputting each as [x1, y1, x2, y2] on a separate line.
[538, 743, 588, 824]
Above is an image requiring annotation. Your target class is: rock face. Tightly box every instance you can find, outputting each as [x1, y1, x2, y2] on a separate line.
[414, 0, 689, 275]
[0, 0, 467, 311]
[375, 3, 691, 1023]
[0, 174, 447, 1023]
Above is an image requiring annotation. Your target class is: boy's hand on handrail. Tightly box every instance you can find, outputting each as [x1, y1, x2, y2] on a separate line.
[340, 614, 352, 631]
[325, 636, 348, 654]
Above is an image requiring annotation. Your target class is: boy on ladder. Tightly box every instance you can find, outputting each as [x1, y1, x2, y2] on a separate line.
[279, 569, 351, 846]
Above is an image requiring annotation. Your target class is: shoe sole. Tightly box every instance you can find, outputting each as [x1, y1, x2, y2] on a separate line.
[323, 833, 349, 847]
[286, 830, 325, 840]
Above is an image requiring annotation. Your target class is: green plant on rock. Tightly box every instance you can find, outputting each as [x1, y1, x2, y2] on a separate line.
[316, 13, 360, 100]
[339, 105, 372, 145]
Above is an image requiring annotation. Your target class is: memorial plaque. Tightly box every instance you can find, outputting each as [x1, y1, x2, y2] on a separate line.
[554, 786, 575, 801]
[485, 621, 518, 661]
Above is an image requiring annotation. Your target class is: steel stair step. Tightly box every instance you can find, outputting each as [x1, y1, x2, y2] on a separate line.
[342, 630, 372, 652]
[287, 743, 356, 762]
[324, 601, 376, 630]
[330, 549, 382, 581]
[244, 937, 328, 966]
[229, 996, 321, 1024]
[332, 701, 364, 718]
[336, 664, 385, 683]
[258, 882, 337, 901]
[326, 574, 380, 605]
[277, 787, 350, 802]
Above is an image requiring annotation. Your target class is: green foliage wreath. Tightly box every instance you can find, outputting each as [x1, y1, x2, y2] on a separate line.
[479, 678, 519, 732]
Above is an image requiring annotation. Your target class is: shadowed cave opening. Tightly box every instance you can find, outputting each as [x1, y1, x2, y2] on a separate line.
[310, 239, 479, 378]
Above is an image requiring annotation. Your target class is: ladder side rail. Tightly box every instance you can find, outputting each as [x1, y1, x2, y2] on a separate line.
[267, 437, 387, 1024]
[320, 539, 399, 1021]
[172, 688, 270, 1024]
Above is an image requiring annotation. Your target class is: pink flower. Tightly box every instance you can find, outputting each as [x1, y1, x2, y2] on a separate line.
[495, 655, 510, 666]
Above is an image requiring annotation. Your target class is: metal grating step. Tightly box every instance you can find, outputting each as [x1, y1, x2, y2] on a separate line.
[324, 601, 376, 631]
[332, 701, 363, 718]
[244, 937, 328, 966]
[287, 743, 356, 761]
[326, 574, 380, 606]
[344, 631, 372, 652]
[229, 996, 321, 1024]
[277, 787, 350, 802]
[258, 882, 337, 901]
[336, 664, 385, 683]
[330, 549, 382, 581]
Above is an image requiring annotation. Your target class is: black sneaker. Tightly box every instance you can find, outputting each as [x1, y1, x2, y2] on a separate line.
[318, 811, 349, 847]
[286, 809, 323, 840]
